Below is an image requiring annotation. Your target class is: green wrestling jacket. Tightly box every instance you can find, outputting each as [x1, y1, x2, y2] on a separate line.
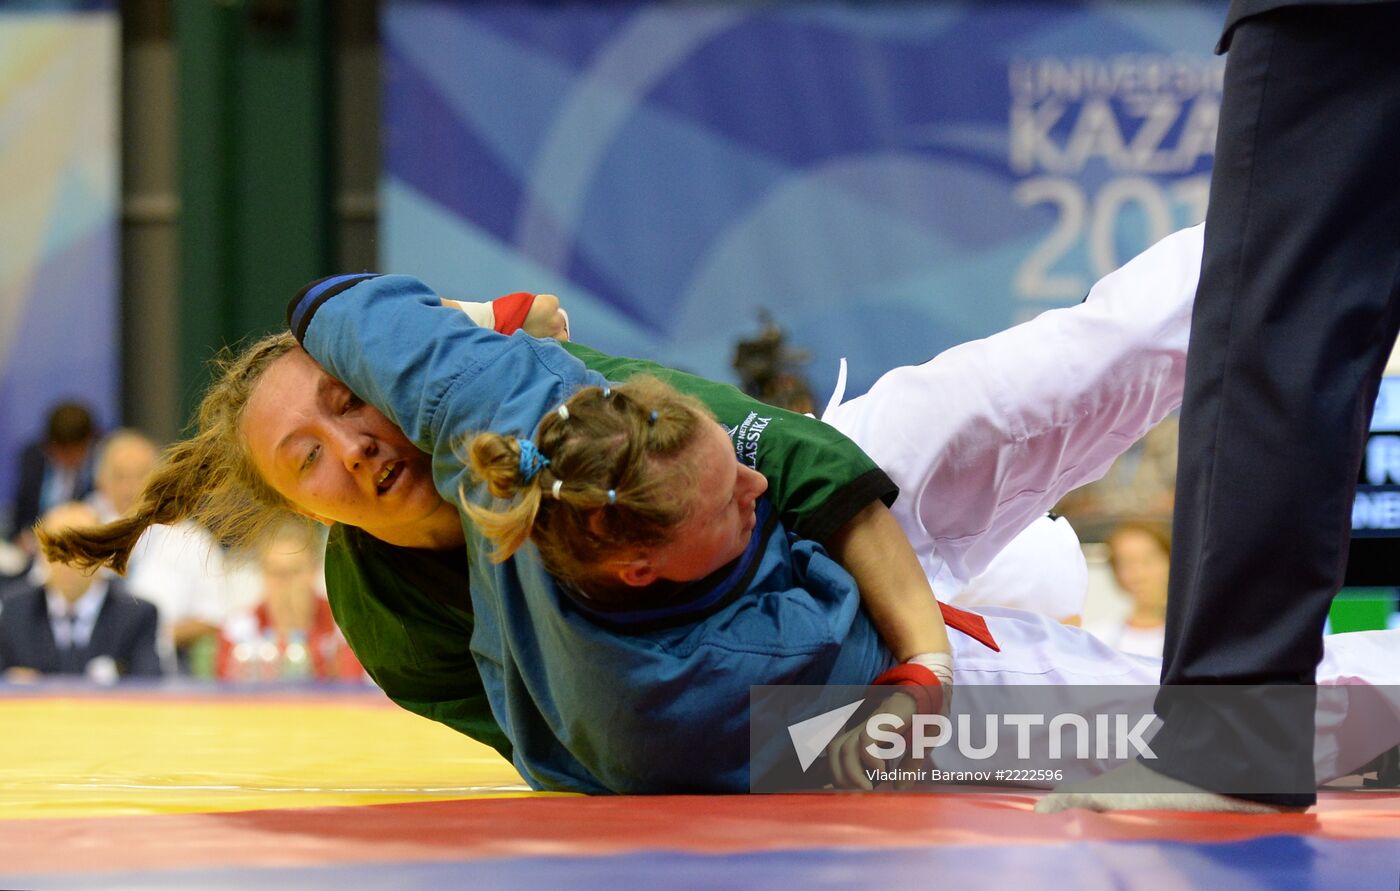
[322, 339, 897, 762]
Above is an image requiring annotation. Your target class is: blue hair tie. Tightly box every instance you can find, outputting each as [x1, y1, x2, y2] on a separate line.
[517, 439, 550, 482]
[648, 410, 659, 424]
[607, 489, 617, 505]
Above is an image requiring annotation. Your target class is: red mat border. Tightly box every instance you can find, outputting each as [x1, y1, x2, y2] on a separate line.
[2, 792, 1397, 875]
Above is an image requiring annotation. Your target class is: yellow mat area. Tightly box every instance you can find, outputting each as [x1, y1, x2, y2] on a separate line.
[0, 694, 541, 820]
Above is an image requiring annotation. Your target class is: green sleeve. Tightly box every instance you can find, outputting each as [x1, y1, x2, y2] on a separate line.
[323, 524, 512, 761]
[562, 342, 897, 544]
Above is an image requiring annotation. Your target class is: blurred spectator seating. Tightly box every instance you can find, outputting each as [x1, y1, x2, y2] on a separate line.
[0, 502, 160, 682]
[217, 520, 364, 683]
[9, 401, 98, 555]
[86, 430, 231, 674]
[1083, 519, 1171, 658]
[731, 312, 817, 414]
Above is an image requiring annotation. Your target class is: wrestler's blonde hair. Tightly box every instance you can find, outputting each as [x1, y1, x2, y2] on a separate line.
[463, 375, 710, 603]
[39, 332, 301, 573]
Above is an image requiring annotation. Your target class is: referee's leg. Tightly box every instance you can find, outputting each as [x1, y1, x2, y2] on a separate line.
[1154, 3, 1400, 805]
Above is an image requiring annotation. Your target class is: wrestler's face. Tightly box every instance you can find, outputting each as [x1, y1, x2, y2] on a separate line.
[623, 419, 768, 585]
[242, 349, 462, 549]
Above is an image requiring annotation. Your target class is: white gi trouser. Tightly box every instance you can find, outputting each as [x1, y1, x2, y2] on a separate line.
[940, 607, 1400, 786]
[815, 223, 1398, 780]
[824, 223, 1204, 619]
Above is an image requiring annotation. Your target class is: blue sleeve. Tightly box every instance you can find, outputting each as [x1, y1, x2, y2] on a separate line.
[538, 538, 878, 793]
[287, 274, 607, 501]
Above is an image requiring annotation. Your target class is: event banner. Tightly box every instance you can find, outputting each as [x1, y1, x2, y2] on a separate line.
[382, 1, 1225, 398]
[0, 1, 117, 532]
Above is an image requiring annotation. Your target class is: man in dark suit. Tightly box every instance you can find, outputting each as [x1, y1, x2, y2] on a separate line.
[0, 503, 160, 681]
[9, 402, 97, 554]
[1042, 0, 1400, 813]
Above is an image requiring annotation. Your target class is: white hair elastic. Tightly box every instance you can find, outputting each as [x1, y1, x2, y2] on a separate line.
[552, 479, 564, 499]
[557, 404, 570, 421]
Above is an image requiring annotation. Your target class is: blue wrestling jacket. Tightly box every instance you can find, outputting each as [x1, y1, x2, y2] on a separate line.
[290, 274, 894, 792]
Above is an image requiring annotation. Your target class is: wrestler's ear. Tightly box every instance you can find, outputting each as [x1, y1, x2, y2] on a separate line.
[617, 560, 657, 588]
[290, 507, 333, 527]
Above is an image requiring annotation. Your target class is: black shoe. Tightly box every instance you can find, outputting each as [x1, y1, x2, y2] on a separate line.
[1359, 745, 1400, 789]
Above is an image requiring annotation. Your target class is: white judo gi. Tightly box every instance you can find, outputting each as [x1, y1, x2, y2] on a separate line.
[823, 224, 1202, 622]
[820, 224, 1399, 784]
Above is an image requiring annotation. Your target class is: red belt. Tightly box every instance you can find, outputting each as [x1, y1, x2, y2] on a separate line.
[938, 601, 999, 652]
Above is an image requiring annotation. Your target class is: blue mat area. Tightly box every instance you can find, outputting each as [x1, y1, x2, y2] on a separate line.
[21, 836, 1400, 891]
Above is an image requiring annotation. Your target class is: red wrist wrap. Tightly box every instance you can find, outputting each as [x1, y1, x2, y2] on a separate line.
[491, 292, 536, 334]
[872, 663, 944, 716]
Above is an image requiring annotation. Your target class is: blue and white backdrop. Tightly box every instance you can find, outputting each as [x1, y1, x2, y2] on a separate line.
[0, 1, 117, 533]
[382, 1, 1225, 399]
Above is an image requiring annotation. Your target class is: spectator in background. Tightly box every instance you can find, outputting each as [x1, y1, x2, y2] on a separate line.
[731, 312, 817, 415]
[10, 402, 98, 554]
[1086, 520, 1171, 659]
[86, 430, 230, 673]
[0, 502, 160, 681]
[217, 520, 363, 682]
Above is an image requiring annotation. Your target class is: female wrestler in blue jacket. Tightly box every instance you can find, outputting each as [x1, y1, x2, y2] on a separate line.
[283, 260, 1398, 796]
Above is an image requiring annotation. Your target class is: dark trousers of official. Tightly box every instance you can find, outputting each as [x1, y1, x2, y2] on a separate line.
[1151, 3, 1400, 806]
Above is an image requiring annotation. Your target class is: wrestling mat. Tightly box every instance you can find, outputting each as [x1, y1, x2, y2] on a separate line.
[2, 684, 1397, 890]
